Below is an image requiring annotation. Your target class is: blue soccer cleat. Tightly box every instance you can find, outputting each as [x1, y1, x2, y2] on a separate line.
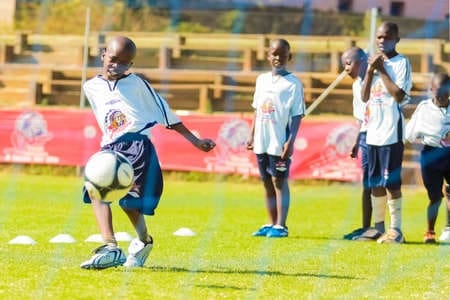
[252, 224, 273, 237]
[266, 225, 288, 238]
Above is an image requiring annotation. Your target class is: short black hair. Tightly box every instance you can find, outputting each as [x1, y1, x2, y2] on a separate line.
[381, 22, 399, 36]
[271, 38, 291, 51]
[433, 72, 450, 86]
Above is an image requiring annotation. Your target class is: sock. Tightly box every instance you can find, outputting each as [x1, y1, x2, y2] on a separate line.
[388, 197, 402, 230]
[135, 214, 152, 244]
[103, 236, 117, 248]
[371, 194, 386, 223]
[372, 194, 386, 233]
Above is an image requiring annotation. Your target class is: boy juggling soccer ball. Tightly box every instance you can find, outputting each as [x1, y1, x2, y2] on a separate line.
[406, 73, 450, 243]
[357, 22, 412, 243]
[247, 39, 305, 238]
[80, 36, 216, 269]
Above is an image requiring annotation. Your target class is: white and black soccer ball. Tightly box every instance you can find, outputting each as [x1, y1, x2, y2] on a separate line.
[84, 150, 134, 201]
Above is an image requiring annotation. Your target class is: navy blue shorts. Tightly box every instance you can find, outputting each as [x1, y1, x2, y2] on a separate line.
[256, 153, 290, 180]
[420, 145, 450, 201]
[367, 142, 404, 189]
[83, 132, 163, 216]
[359, 132, 369, 189]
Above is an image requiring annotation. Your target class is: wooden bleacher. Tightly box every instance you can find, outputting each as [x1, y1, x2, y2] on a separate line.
[0, 32, 447, 112]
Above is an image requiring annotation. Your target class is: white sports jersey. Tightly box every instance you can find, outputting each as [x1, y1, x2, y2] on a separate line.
[405, 99, 450, 148]
[252, 72, 305, 156]
[83, 73, 180, 146]
[366, 54, 412, 146]
[352, 77, 368, 132]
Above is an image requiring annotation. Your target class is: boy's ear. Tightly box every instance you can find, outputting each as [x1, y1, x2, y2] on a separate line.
[100, 48, 106, 61]
[288, 53, 292, 61]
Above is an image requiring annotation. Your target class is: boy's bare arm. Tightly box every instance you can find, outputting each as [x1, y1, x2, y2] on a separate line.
[171, 122, 216, 152]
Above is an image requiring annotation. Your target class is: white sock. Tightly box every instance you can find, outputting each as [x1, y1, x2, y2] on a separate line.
[388, 197, 402, 230]
[103, 236, 117, 248]
[371, 195, 387, 224]
[135, 214, 152, 243]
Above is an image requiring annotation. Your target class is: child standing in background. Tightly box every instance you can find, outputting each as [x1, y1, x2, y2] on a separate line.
[406, 72, 450, 243]
[340, 46, 372, 240]
[358, 21, 412, 243]
[247, 38, 305, 238]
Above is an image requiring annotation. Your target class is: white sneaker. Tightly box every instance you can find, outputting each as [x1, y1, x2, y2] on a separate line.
[123, 238, 153, 267]
[439, 227, 450, 243]
[377, 228, 405, 244]
[80, 245, 126, 270]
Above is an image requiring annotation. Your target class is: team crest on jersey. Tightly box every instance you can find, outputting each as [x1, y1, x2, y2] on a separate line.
[260, 99, 275, 120]
[105, 109, 129, 134]
[371, 81, 385, 99]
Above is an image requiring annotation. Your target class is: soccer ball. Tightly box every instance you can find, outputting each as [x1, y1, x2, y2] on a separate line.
[84, 150, 134, 201]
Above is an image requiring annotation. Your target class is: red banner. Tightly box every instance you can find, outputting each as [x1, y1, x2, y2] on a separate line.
[0, 108, 361, 182]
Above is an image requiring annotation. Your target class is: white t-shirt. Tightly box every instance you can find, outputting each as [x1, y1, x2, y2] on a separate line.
[366, 54, 412, 146]
[83, 73, 180, 146]
[252, 72, 305, 156]
[405, 99, 450, 148]
[352, 77, 367, 132]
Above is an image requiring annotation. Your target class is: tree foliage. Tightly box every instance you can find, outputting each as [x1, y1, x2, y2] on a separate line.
[12, 0, 448, 39]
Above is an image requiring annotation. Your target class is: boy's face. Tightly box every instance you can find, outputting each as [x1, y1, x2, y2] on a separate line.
[376, 25, 399, 54]
[431, 77, 450, 106]
[267, 41, 291, 69]
[341, 53, 361, 79]
[102, 41, 134, 80]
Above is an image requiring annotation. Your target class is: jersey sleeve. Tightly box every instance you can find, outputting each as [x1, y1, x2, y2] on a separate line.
[405, 102, 423, 143]
[82, 80, 97, 112]
[394, 56, 412, 95]
[139, 78, 180, 127]
[252, 75, 262, 110]
[290, 80, 305, 117]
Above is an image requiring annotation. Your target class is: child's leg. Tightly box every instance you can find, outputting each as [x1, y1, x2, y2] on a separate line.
[426, 197, 441, 232]
[81, 199, 126, 269]
[387, 188, 402, 231]
[123, 208, 152, 243]
[122, 209, 153, 268]
[372, 187, 387, 233]
[446, 184, 450, 227]
[273, 176, 289, 227]
[92, 199, 117, 247]
[262, 177, 277, 225]
[362, 187, 372, 228]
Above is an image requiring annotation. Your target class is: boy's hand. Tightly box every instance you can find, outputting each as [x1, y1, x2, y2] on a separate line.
[350, 143, 359, 159]
[246, 137, 254, 150]
[368, 54, 384, 72]
[197, 139, 216, 152]
[281, 142, 294, 160]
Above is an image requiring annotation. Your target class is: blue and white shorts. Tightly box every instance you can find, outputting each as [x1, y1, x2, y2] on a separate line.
[256, 153, 290, 180]
[420, 145, 450, 201]
[367, 142, 404, 189]
[83, 132, 163, 216]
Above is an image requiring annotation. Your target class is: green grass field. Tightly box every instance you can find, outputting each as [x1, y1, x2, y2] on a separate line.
[0, 171, 449, 299]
